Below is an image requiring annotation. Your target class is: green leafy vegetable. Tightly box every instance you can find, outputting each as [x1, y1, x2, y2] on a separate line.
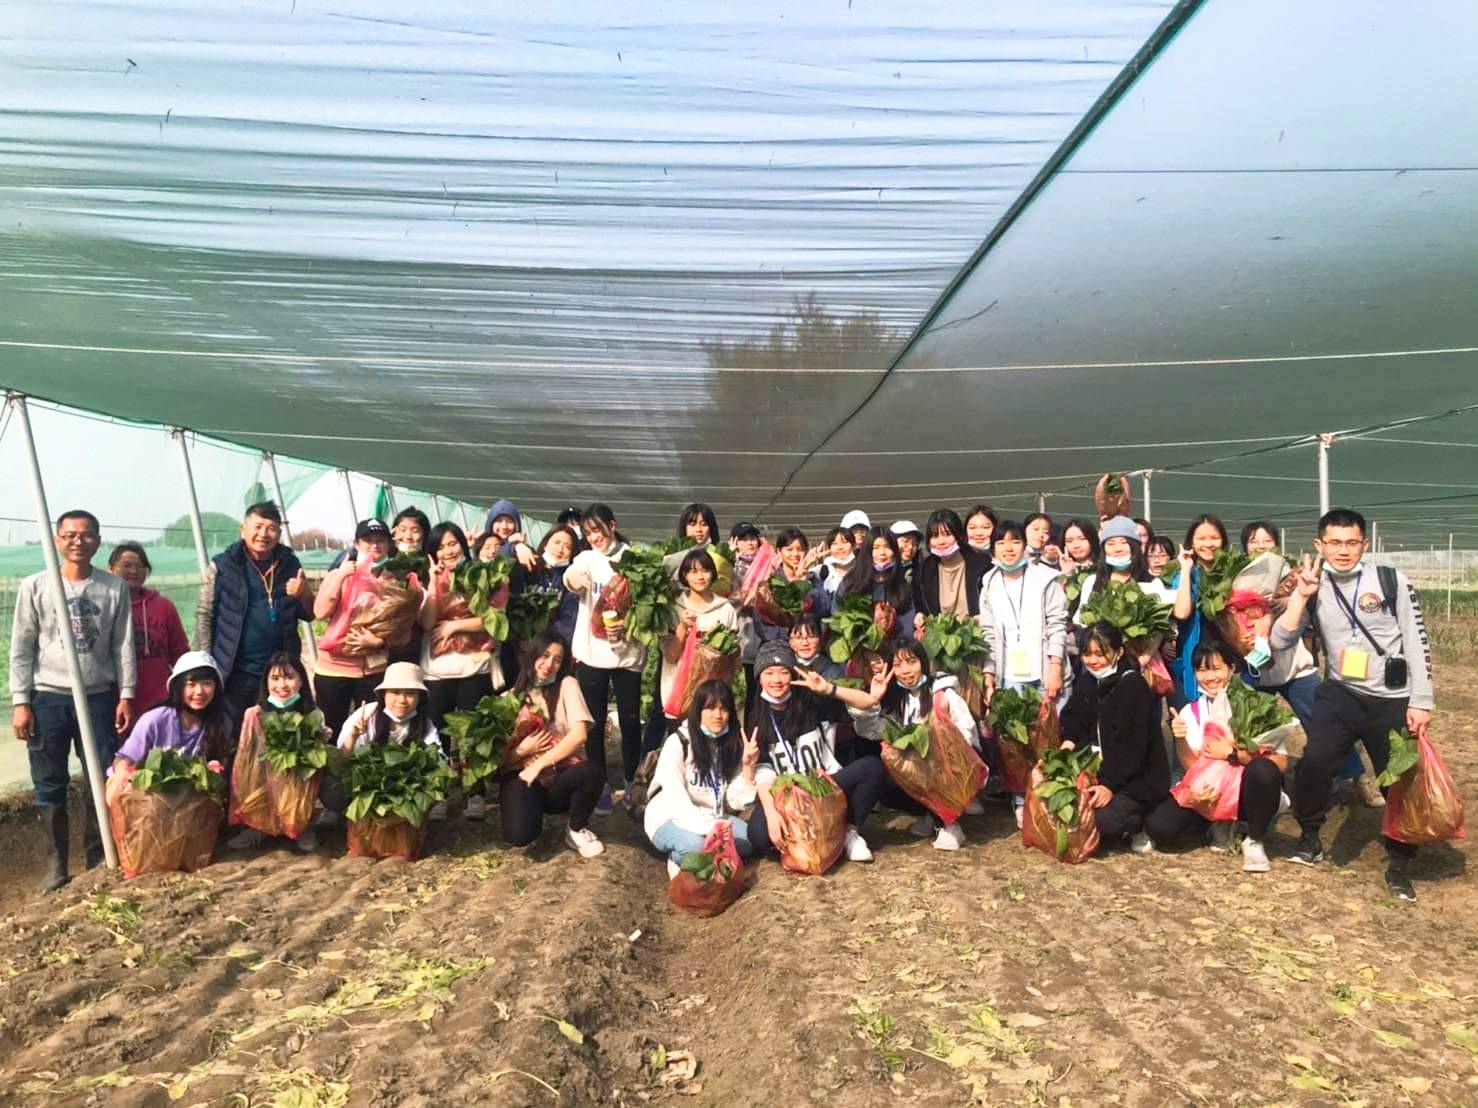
[451, 556, 514, 641]
[1226, 681, 1295, 752]
[261, 709, 337, 778]
[921, 614, 990, 672]
[987, 685, 1042, 746]
[132, 748, 224, 798]
[443, 691, 529, 787]
[1078, 579, 1173, 640]
[659, 535, 698, 557]
[1375, 730, 1420, 788]
[764, 574, 812, 617]
[376, 550, 431, 586]
[1103, 474, 1123, 496]
[507, 586, 562, 644]
[701, 625, 742, 655]
[825, 595, 886, 663]
[882, 717, 931, 757]
[772, 771, 838, 798]
[678, 847, 736, 883]
[1195, 549, 1254, 620]
[1059, 567, 1094, 605]
[622, 547, 680, 648]
[342, 739, 454, 827]
[1032, 746, 1102, 857]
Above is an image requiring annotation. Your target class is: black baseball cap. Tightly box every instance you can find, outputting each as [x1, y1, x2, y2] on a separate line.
[730, 520, 761, 540]
[355, 518, 390, 541]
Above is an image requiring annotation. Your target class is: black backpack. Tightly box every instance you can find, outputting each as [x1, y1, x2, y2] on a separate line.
[1307, 564, 1399, 664]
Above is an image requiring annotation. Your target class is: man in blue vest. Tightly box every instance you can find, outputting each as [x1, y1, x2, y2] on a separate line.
[196, 502, 313, 743]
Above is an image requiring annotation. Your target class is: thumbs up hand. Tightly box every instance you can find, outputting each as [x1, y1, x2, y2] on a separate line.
[286, 568, 308, 598]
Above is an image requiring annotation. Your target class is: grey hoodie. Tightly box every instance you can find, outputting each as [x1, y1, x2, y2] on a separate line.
[9, 567, 136, 704]
[482, 498, 522, 536]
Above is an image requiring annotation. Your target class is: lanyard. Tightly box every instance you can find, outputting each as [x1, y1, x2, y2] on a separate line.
[1327, 571, 1363, 631]
[1000, 572, 1027, 642]
[767, 705, 800, 769]
[704, 767, 724, 812]
[250, 557, 280, 622]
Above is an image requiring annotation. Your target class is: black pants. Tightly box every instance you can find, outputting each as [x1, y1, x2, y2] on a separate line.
[1095, 793, 1149, 839]
[221, 669, 262, 753]
[1295, 681, 1415, 859]
[574, 662, 643, 783]
[1145, 757, 1284, 843]
[425, 673, 494, 733]
[500, 762, 605, 845]
[642, 708, 679, 758]
[746, 755, 888, 856]
[315, 673, 382, 739]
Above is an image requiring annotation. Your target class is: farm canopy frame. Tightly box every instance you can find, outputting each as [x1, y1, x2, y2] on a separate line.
[2, 0, 1476, 546]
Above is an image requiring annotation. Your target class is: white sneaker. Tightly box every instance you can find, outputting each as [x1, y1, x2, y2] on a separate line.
[909, 815, 934, 839]
[932, 823, 965, 851]
[1276, 791, 1292, 819]
[844, 827, 874, 863]
[293, 829, 319, 853]
[465, 795, 487, 821]
[1130, 831, 1153, 855]
[1209, 822, 1234, 852]
[964, 797, 985, 816]
[1014, 803, 1025, 830]
[227, 828, 265, 850]
[1242, 837, 1270, 873]
[565, 826, 605, 858]
[666, 860, 680, 879]
[428, 801, 448, 823]
[312, 808, 341, 830]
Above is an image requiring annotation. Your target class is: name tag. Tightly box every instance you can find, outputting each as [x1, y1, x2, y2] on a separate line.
[1009, 645, 1032, 677]
[1339, 647, 1369, 680]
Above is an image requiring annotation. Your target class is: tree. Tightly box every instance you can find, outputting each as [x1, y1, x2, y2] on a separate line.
[700, 292, 902, 371]
[161, 512, 240, 551]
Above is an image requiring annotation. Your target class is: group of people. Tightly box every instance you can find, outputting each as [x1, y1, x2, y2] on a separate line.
[7, 494, 1435, 900]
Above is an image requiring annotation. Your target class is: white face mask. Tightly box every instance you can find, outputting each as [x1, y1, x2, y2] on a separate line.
[535, 670, 559, 687]
[759, 689, 790, 706]
[385, 706, 418, 724]
[1084, 661, 1118, 681]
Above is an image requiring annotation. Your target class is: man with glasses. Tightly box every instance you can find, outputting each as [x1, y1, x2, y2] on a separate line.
[1272, 508, 1434, 900]
[9, 509, 136, 891]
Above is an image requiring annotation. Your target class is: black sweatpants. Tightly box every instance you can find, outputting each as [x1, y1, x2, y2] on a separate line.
[574, 662, 643, 783]
[746, 755, 887, 856]
[1094, 793, 1149, 840]
[314, 673, 382, 739]
[500, 762, 605, 845]
[425, 673, 495, 736]
[1145, 756, 1285, 843]
[1295, 681, 1416, 860]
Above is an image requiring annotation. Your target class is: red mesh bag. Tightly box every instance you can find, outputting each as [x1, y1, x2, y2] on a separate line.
[668, 821, 751, 917]
[1022, 763, 1101, 864]
[662, 633, 741, 719]
[1383, 733, 1466, 844]
[106, 764, 222, 878]
[772, 776, 848, 875]
[738, 542, 779, 606]
[881, 695, 988, 824]
[347, 815, 428, 861]
[228, 709, 321, 840]
[590, 574, 632, 640]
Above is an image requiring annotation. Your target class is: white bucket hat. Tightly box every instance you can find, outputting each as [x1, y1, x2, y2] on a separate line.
[375, 661, 428, 694]
[169, 650, 223, 684]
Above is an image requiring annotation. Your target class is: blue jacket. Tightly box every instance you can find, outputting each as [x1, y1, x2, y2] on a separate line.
[199, 540, 307, 677]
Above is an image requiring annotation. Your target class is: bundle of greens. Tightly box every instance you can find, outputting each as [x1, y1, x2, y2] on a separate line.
[1161, 549, 1253, 619]
[1060, 567, 1093, 606]
[451, 556, 514, 641]
[262, 709, 337, 778]
[1375, 730, 1420, 787]
[758, 574, 812, 624]
[623, 547, 679, 648]
[921, 614, 990, 671]
[825, 595, 887, 663]
[701, 625, 742, 655]
[1077, 579, 1173, 640]
[1225, 681, 1295, 752]
[678, 846, 737, 882]
[342, 740, 454, 827]
[507, 586, 563, 644]
[882, 717, 931, 757]
[132, 748, 225, 798]
[986, 685, 1043, 746]
[375, 550, 430, 586]
[1095, 473, 1131, 520]
[659, 535, 698, 557]
[1032, 746, 1102, 856]
[443, 691, 530, 787]
[770, 771, 838, 798]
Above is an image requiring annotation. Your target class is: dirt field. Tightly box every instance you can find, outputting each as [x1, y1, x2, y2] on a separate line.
[0, 654, 1474, 1107]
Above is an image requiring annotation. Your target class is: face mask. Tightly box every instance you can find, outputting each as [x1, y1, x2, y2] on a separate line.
[385, 706, 418, 723]
[1026, 545, 1043, 556]
[535, 670, 558, 687]
[397, 541, 420, 555]
[1085, 662, 1117, 681]
[542, 556, 570, 569]
[898, 673, 927, 691]
[996, 556, 1028, 573]
[930, 541, 960, 559]
[831, 553, 855, 569]
[267, 693, 301, 709]
[1106, 553, 1133, 570]
[759, 689, 790, 706]
[793, 651, 817, 666]
[699, 723, 729, 739]
[872, 560, 893, 573]
[1325, 562, 1360, 579]
[1244, 636, 1271, 669]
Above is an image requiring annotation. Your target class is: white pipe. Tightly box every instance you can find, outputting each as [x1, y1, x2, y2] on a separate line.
[338, 468, 358, 529]
[429, 494, 444, 523]
[265, 452, 318, 662]
[1142, 471, 1153, 524]
[1448, 532, 1455, 621]
[1317, 434, 1332, 517]
[384, 484, 398, 517]
[459, 501, 474, 533]
[6, 394, 118, 869]
[1036, 492, 1046, 514]
[171, 429, 211, 579]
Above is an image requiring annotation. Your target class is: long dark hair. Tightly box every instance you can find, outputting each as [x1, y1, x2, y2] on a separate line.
[1061, 518, 1100, 565]
[392, 507, 434, 555]
[513, 630, 574, 717]
[685, 679, 742, 782]
[1092, 536, 1150, 591]
[1184, 513, 1230, 552]
[581, 503, 628, 548]
[427, 521, 470, 565]
[255, 651, 316, 714]
[165, 665, 229, 762]
[677, 502, 720, 543]
[880, 636, 933, 717]
[839, 526, 911, 609]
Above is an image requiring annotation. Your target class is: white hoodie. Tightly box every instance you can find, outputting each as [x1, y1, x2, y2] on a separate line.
[642, 725, 759, 839]
[563, 543, 647, 672]
[850, 673, 979, 750]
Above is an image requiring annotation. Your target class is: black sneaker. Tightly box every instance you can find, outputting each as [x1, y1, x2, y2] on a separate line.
[1385, 866, 1416, 902]
[1287, 835, 1324, 866]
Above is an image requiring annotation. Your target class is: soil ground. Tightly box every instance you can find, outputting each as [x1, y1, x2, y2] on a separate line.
[0, 651, 1474, 1107]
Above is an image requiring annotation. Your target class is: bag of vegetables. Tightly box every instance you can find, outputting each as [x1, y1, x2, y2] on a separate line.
[1210, 552, 1298, 656]
[1077, 579, 1175, 696]
[342, 740, 454, 860]
[985, 686, 1056, 794]
[661, 624, 742, 719]
[921, 614, 990, 717]
[443, 556, 513, 650]
[825, 596, 889, 665]
[320, 554, 426, 655]
[880, 696, 988, 825]
[1169, 721, 1243, 821]
[106, 750, 224, 878]
[614, 547, 680, 649]
[443, 690, 532, 789]
[229, 707, 333, 839]
[1022, 747, 1102, 863]
[668, 820, 751, 917]
[771, 771, 848, 875]
[753, 574, 812, 629]
[1380, 730, 1466, 844]
[507, 586, 564, 645]
[737, 541, 779, 606]
[590, 573, 632, 642]
[1094, 474, 1131, 521]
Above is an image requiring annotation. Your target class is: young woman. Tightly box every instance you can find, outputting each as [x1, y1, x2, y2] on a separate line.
[850, 636, 979, 851]
[563, 504, 646, 812]
[833, 527, 915, 641]
[727, 520, 763, 707]
[227, 652, 327, 852]
[1058, 623, 1170, 850]
[510, 524, 581, 649]
[964, 505, 998, 559]
[1059, 519, 1100, 578]
[391, 507, 433, 557]
[662, 502, 721, 581]
[1073, 516, 1173, 623]
[1134, 519, 1155, 549]
[108, 542, 189, 717]
[1240, 520, 1279, 555]
[650, 549, 741, 747]
[1144, 641, 1293, 871]
[914, 509, 992, 624]
[1023, 512, 1054, 566]
[114, 651, 229, 770]
[788, 614, 844, 682]
[1146, 536, 1175, 579]
[890, 521, 923, 588]
[817, 527, 857, 597]
[746, 641, 891, 863]
[1168, 513, 1231, 705]
[314, 519, 406, 736]
[644, 679, 760, 876]
[499, 632, 607, 858]
[754, 528, 825, 645]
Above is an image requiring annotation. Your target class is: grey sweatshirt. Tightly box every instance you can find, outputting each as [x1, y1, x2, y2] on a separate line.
[9, 567, 137, 704]
[1271, 563, 1433, 710]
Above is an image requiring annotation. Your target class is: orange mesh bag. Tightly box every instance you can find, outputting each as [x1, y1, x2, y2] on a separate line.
[668, 821, 751, 917]
[228, 709, 322, 840]
[1094, 474, 1131, 521]
[880, 694, 988, 824]
[106, 763, 222, 878]
[1382, 732, 1466, 845]
[662, 631, 741, 719]
[771, 772, 848, 875]
[1021, 761, 1101, 864]
[347, 815, 428, 861]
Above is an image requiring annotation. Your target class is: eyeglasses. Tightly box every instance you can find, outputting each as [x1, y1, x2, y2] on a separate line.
[57, 532, 98, 543]
[1320, 539, 1366, 550]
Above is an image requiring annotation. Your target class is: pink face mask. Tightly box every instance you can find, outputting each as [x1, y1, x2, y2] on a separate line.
[930, 540, 960, 559]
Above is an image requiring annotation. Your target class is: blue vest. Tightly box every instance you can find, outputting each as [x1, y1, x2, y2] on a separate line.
[208, 541, 305, 676]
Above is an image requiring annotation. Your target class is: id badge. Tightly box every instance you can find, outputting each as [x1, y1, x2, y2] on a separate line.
[1009, 645, 1032, 677]
[1339, 647, 1369, 680]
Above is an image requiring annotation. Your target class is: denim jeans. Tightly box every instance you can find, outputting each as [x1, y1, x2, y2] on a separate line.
[28, 689, 118, 807]
[648, 816, 754, 864]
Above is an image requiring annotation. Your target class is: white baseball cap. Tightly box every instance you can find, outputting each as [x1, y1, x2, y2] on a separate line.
[890, 520, 922, 539]
[840, 510, 871, 531]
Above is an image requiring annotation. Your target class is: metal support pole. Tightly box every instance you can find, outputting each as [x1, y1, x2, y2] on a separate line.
[1317, 433, 1332, 517]
[171, 429, 212, 579]
[1371, 520, 1379, 554]
[384, 483, 398, 517]
[429, 494, 444, 523]
[338, 468, 358, 525]
[1141, 471, 1153, 524]
[265, 452, 318, 662]
[1036, 492, 1046, 514]
[1448, 533, 1455, 621]
[6, 394, 118, 868]
[459, 501, 474, 533]
[1279, 527, 1287, 552]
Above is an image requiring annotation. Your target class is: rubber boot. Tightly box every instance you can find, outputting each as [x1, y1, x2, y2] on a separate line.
[82, 798, 105, 869]
[39, 804, 70, 892]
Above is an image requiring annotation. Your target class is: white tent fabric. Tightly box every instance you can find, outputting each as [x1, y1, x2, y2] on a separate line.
[2, 0, 1474, 545]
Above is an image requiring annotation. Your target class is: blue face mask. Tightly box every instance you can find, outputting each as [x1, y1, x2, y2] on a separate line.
[1244, 636, 1271, 669]
[996, 556, 1028, 573]
[1106, 553, 1134, 570]
[267, 693, 301, 709]
[700, 723, 729, 739]
[535, 670, 559, 687]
